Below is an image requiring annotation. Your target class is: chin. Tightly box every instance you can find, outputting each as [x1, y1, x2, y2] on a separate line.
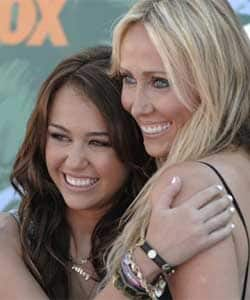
[144, 145, 169, 160]
[65, 201, 89, 211]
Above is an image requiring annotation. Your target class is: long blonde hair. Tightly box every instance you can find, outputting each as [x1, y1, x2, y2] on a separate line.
[106, 0, 250, 278]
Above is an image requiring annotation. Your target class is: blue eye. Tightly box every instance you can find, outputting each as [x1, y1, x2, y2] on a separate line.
[120, 73, 136, 85]
[152, 77, 170, 89]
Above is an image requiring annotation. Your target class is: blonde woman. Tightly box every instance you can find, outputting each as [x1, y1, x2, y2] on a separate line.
[95, 0, 250, 299]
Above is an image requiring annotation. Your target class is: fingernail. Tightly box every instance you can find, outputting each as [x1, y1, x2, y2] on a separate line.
[216, 185, 223, 191]
[171, 176, 179, 184]
[231, 223, 235, 229]
[229, 206, 235, 213]
[227, 195, 233, 202]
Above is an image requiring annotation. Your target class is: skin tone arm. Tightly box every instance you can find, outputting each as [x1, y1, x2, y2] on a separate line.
[0, 178, 234, 300]
[94, 176, 235, 299]
[146, 162, 240, 300]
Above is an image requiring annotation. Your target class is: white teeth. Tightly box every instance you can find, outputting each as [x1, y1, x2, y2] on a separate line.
[65, 175, 98, 187]
[141, 123, 170, 135]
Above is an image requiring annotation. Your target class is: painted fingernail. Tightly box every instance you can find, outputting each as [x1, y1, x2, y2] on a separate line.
[227, 195, 233, 202]
[171, 176, 177, 184]
[216, 185, 223, 191]
[229, 206, 235, 213]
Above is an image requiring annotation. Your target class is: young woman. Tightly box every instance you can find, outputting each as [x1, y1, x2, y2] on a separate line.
[2, 46, 156, 299]
[0, 45, 234, 299]
[98, 0, 250, 299]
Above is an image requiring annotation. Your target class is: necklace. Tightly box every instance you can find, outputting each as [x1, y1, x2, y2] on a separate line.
[70, 257, 99, 282]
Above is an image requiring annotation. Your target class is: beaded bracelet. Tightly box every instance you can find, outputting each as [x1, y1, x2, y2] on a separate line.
[140, 240, 175, 276]
[120, 248, 167, 299]
[121, 253, 145, 290]
[113, 270, 150, 300]
[113, 248, 167, 300]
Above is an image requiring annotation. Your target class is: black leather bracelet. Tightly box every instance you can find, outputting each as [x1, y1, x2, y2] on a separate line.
[140, 241, 175, 276]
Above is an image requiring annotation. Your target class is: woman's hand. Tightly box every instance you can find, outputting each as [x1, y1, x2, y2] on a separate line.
[145, 176, 234, 269]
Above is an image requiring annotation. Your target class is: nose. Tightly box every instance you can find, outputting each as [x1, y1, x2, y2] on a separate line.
[65, 143, 89, 170]
[131, 86, 154, 118]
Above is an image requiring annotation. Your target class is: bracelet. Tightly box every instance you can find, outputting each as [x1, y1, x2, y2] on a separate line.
[121, 253, 145, 290]
[113, 270, 150, 299]
[123, 248, 167, 299]
[140, 240, 175, 276]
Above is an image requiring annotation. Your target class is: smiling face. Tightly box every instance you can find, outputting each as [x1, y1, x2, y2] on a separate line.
[119, 23, 192, 159]
[45, 84, 128, 214]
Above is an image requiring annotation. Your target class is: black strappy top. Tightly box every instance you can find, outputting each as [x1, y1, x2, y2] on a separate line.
[199, 161, 249, 300]
[9, 209, 19, 224]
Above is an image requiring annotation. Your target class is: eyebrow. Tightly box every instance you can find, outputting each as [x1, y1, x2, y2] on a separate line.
[48, 123, 109, 137]
[119, 67, 167, 76]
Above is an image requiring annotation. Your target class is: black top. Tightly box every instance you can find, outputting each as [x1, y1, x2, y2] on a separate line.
[9, 209, 19, 224]
[162, 161, 249, 300]
[198, 161, 249, 300]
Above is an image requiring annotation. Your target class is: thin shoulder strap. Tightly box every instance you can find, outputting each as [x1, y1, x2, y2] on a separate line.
[198, 161, 249, 300]
[9, 209, 20, 226]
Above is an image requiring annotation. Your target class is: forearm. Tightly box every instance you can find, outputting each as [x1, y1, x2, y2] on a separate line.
[94, 245, 165, 300]
[168, 237, 240, 300]
[94, 282, 128, 300]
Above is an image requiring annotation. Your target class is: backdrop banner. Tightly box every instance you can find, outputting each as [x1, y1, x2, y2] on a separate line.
[0, 0, 250, 211]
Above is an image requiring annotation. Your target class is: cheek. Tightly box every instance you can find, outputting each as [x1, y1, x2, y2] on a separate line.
[121, 88, 132, 113]
[45, 142, 60, 173]
[161, 96, 192, 125]
[176, 105, 193, 126]
[107, 163, 128, 193]
[45, 145, 53, 174]
[98, 154, 128, 186]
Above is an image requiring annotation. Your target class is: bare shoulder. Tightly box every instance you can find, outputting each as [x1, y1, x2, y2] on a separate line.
[151, 160, 241, 299]
[151, 160, 219, 207]
[0, 212, 21, 253]
[0, 212, 48, 299]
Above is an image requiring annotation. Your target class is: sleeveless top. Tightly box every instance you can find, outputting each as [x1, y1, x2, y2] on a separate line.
[9, 209, 19, 224]
[198, 161, 249, 300]
[162, 161, 250, 300]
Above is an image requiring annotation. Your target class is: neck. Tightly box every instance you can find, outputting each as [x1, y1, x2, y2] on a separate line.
[66, 208, 105, 259]
[156, 157, 167, 168]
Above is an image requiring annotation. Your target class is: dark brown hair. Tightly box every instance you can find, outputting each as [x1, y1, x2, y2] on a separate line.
[10, 46, 156, 299]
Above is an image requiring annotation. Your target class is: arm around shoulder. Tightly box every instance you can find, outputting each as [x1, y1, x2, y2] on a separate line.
[152, 163, 240, 300]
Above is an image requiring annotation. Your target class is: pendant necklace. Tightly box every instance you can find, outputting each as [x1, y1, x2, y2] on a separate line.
[70, 256, 99, 282]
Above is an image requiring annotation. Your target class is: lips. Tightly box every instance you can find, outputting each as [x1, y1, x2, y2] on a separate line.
[140, 122, 171, 135]
[64, 174, 99, 188]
